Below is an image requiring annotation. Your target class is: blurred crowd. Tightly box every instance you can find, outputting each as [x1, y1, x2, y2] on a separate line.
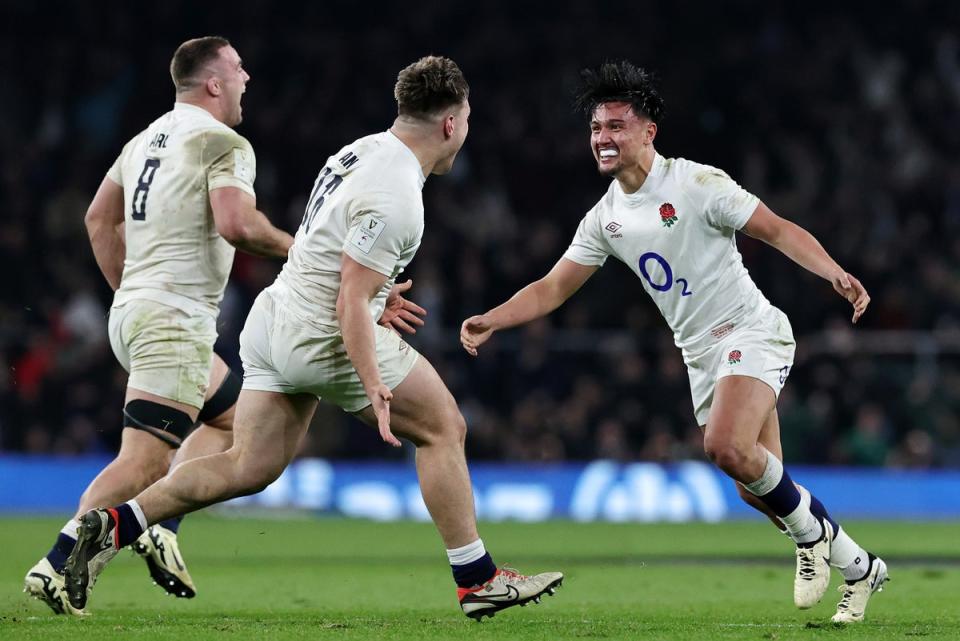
[2, 1, 959, 467]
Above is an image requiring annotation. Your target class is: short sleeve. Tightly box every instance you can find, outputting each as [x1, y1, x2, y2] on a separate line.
[685, 166, 759, 231]
[106, 154, 123, 186]
[342, 193, 421, 277]
[106, 137, 136, 186]
[205, 131, 257, 197]
[563, 206, 610, 267]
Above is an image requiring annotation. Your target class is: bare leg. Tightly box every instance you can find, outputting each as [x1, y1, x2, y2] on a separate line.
[733, 409, 787, 530]
[76, 355, 236, 515]
[135, 390, 317, 524]
[76, 389, 199, 516]
[168, 357, 236, 470]
[357, 357, 478, 549]
[703, 375, 777, 483]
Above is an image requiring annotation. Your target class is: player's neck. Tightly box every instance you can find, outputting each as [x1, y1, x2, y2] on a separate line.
[615, 147, 657, 194]
[389, 122, 439, 177]
[175, 96, 226, 124]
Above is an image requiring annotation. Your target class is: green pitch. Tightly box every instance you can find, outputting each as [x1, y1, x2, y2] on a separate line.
[1, 516, 957, 640]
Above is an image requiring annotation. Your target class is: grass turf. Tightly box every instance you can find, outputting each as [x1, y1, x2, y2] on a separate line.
[1, 516, 957, 640]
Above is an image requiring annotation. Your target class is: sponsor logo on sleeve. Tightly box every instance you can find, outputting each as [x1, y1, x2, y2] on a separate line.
[349, 215, 385, 254]
[233, 148, 253, 182]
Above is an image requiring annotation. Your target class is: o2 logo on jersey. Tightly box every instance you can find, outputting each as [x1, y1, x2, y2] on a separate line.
[638, 252, 692, 297]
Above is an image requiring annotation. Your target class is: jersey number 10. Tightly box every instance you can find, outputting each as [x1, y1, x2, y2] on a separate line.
[131, 158, 161, 221]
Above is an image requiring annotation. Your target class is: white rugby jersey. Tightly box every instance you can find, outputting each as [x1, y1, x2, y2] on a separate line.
[108, 102, 255, 316]
[268, 131, 426, 332]
[564, 153, 770, 352]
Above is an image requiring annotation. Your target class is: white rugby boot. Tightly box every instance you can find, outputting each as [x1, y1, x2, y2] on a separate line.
[458, 566, 563, 620]
[133, 525, 197, 598]
[832, 554, 889, 623]
[794, 517, 833, 608]
[23, 557, 88, 616]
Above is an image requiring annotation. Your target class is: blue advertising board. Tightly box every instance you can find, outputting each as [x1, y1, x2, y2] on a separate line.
[1, 456, 958, 520]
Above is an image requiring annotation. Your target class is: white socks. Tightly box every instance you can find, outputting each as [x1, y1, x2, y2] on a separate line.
[446, 539, 486, 566]
[60, 519, 80, 540]
[126, 499, 148, 531]
[831, 527, 870, 580]
[743, 450, 822, 545]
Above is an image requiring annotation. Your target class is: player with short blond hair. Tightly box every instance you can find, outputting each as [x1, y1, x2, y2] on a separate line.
[24, 36, 294, 615]
[64, 56, 562, 621]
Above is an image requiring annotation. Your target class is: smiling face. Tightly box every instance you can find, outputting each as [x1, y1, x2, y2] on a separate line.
[590, 101, 656, 178]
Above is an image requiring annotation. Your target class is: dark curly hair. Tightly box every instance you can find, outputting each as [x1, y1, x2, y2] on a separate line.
[394, 56, 469, 119]
[573, 61, 665, 123]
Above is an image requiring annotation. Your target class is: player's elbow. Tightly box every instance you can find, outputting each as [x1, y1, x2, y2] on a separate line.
[84, 205, 109, 234]
[216, 212, 255, 247]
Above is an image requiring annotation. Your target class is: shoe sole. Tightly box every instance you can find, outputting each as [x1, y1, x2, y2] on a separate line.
[464, 576, 564, 621]
[143, 555, 196, 598]
[64, 512, 104, 610]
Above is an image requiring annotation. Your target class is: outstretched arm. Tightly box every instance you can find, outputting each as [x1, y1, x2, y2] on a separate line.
[742, 202, 870, 323]
[210, 187, 294, 258]
[460, 257, 598, 356]
[85, 177, 126, 291]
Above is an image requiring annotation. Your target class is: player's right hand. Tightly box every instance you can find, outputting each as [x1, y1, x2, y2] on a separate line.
[460, 315, 495, 357]
[366, 383, 401, 447]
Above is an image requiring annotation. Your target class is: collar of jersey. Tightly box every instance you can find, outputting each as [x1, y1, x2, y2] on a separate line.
[613, 152, 665, 203]
[173, 102, 219, 122]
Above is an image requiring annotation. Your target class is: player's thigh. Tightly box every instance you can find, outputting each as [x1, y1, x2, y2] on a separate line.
[113, 426, 176, 479]
[704, 375, 777, 452]
[230, 390, 317, 479]
[355, 356, 463, 447]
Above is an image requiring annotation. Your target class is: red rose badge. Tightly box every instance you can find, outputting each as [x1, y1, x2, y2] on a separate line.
[728, 350, 742, 365]
[659, 203, 678, 227]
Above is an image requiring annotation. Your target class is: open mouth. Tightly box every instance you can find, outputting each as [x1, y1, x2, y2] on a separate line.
[598, 147, 619, 160]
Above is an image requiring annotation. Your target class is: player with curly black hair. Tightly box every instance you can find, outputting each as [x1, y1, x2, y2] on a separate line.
[462, 60, 886, 624]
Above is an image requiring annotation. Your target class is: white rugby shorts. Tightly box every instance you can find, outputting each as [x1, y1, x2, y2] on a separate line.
[108, 299, 217, 409]
[684, 306, 796, 426]
[239, 289, 419, 413]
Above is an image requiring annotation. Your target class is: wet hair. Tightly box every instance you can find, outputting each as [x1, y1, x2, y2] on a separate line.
[573, 61, 665, 123]
[394, 56, 469, 119]
[170, 36, 231, 93]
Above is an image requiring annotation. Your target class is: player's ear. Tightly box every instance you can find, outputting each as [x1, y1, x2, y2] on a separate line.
[206, 76, 222, 97]
[645, 120, 657, 144]
[442, 114, 455, 140]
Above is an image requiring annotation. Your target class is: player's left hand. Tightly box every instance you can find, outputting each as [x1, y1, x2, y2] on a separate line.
[366, 382, 400, 448]
[378, 279, 426, 335]
[831, 271, 870, 324]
